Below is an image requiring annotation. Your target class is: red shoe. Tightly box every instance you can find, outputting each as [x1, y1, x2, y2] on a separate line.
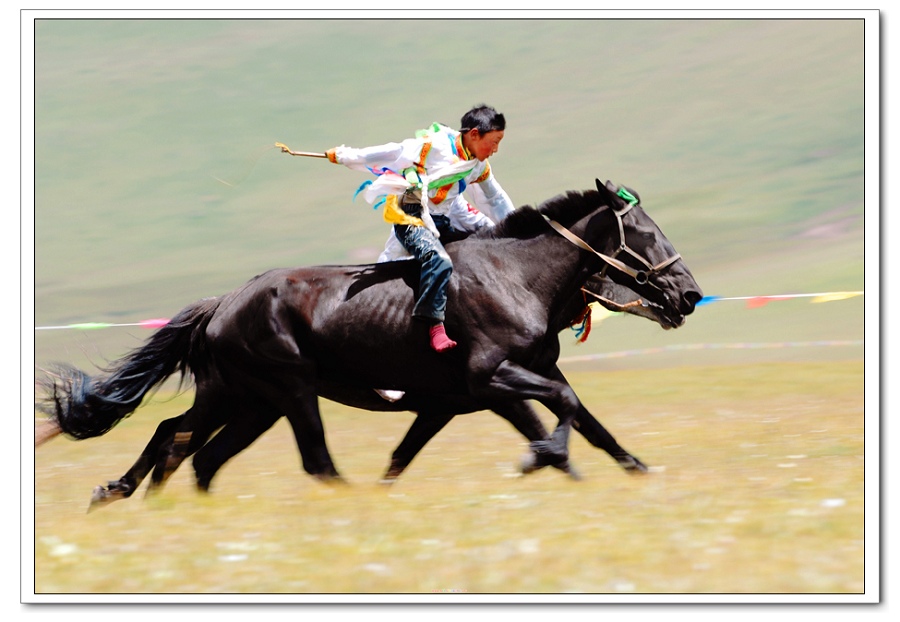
[429, 323, 457, 353]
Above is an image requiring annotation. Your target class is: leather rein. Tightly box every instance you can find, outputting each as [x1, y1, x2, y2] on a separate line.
[543, 201, 682, 289]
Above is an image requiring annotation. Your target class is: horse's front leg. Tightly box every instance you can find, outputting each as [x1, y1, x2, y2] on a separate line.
[490, 401, 579, 479]
[474, 360, 581, 473]
[547, 366, 649, 474]
[572, 406, 649, 474]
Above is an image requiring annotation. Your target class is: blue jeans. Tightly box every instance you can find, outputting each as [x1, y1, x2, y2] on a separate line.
[394, 210, 456, 322]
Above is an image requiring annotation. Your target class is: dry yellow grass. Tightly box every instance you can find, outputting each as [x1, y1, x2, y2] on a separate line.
[31, 361, 865, 597]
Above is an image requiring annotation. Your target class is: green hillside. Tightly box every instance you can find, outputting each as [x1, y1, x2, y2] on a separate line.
[32, 18, 867, 368]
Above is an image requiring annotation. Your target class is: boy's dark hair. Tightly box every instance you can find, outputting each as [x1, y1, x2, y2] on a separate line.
[459, 104, 506, 134]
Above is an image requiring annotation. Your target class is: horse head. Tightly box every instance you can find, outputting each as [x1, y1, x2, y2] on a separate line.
[581, 274, 673, 327]
[473, 180, 702, 329]
[573, 179, 702, 329]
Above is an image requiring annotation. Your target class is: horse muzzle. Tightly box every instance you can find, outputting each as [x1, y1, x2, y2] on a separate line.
[656, 287, 703, 330]
[681, 288, 704, 316]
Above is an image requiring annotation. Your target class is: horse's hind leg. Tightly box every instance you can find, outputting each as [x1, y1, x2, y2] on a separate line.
[381, 413, 455, 484]
[88, 415, 185, 511]
[283, 391, 343, 483]
[192, 406, 281, 492]
[144, 397, 228, 497]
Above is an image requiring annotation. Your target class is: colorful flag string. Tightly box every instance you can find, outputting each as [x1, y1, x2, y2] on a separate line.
[33, 290, 864, 332]
[35, 318, 171, 331]
[697, 291, 864, 308]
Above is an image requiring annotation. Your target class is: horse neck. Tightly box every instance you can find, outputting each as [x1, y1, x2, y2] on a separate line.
[552, 286, 592, 333]
[506, 219, 606, 319]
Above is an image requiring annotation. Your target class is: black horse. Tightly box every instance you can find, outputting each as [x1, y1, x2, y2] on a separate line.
[377, 274, 676, 482]
[40, 180, 701, 505]
[69, 274, 672, 510]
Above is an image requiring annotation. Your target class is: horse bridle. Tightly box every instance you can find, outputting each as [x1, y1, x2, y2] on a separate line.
[544, 194, 682, 289]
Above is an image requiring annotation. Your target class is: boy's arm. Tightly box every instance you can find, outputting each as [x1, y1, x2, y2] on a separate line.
[468, 173, 516, 222]
[326, 141, 414, 174]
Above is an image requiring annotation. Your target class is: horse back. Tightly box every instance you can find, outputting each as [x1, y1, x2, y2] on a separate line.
[205, 264, 468, 394]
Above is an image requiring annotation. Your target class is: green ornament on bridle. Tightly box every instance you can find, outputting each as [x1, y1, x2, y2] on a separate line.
[616, 187, 639, 206]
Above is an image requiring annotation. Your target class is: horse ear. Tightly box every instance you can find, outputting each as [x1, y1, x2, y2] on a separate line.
[595, 179, 615, 199]
[595, 179, 618, 203]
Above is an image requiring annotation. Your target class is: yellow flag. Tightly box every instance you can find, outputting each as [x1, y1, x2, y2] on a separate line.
[811, 291, 864, 304]
[588, 303, 617, 322]
[382, 194, 424, 227]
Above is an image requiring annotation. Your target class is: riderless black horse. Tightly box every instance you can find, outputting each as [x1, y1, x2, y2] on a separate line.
[71, 274, 671, 510]
[39, 180, 701, 507]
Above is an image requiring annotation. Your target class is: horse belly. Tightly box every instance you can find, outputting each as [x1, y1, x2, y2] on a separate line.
[301, 287, 460, 392]
[311, 330, 462, 394]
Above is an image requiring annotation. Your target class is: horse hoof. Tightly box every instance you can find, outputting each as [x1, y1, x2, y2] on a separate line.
[618, 455, 649, 474]
[528, 440, 569, 468]
[520, 451, 545, 475]
[560, 462, 582, 481]
[380, 462, 406, 483]
[88, 485, 125, 513]
[530, 439, 565, 458]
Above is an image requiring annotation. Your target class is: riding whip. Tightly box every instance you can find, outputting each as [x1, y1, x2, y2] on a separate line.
[275, 142, 327, 158]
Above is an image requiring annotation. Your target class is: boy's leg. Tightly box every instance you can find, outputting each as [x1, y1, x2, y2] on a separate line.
[394, 222, 457, 352]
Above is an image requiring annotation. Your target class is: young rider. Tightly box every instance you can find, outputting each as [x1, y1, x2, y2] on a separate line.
[321, 104, 515, 353]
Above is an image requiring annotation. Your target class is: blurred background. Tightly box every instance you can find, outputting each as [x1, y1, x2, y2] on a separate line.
[31, 18, 866, 372]
[26, 14, 874, 599]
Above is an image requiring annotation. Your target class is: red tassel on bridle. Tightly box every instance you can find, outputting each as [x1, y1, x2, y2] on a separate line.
[570, 303, 592, 343]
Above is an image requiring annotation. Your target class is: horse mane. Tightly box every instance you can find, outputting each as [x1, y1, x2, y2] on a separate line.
[474, 189, 601, 240]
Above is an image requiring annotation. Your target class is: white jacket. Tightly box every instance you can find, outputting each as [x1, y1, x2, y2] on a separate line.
[332, 123, 515, 260]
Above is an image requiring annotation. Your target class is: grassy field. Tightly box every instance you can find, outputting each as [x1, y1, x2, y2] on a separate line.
[28, 15, 872, 601]
[33, 361, 864, 596]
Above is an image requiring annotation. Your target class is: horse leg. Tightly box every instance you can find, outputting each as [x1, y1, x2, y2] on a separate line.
[546, 366, 648, 473]
[380, 413, 455, 484]
[491, 401, 580, 480]
[143, 397, 227, 497]
[192, 407, 281, 492]
[572, 407, 648, 473]
[281, 391, 343, 483]
[476, 360, 581, 469]
[381, 401, 576, 483]
[87, 415, 185, 511]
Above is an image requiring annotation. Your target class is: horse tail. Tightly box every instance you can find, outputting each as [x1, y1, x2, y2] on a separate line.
[37, 297, 222, 441]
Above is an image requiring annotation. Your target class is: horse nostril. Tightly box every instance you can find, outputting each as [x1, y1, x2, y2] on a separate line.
[683, 289, 703, 311]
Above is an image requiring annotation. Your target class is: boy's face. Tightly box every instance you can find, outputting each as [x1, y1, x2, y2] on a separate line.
[463, 129, 504, 161]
